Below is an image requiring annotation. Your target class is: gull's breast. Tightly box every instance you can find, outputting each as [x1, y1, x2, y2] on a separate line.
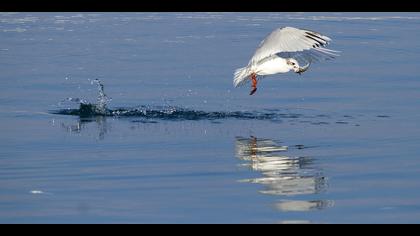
[255, 56, 289, 76]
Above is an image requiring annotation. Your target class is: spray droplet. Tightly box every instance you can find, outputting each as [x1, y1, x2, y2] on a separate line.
[30, 190, 44, 195]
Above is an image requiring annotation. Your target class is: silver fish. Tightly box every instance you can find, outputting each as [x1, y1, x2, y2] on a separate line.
[296, 61, 311, 75]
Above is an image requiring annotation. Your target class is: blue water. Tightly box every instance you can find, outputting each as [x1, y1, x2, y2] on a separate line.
[1, 12, 420, 223]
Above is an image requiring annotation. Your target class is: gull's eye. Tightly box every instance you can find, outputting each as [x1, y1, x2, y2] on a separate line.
[291, 62, 295, 65]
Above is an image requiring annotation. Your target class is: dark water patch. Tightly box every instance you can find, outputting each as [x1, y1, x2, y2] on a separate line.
[280, 113, 303, 119]
[295, 144, 305, 150]
[51, 104, 306, 122]
[303, 115, 332, 120]
[50, 104, 368, 127]
[51, 103, 112, 118]
[377, 115, 391, 118]
[111, 106, 282, 121]
[316, 114, 331, 118]
[293, 144, 320, 150]
[310, 122, 330, 125]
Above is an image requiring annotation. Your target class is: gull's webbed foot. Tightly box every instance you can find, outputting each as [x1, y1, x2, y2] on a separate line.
[250, 73, 258, 95]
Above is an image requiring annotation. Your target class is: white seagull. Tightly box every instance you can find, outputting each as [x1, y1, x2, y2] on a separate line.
[233, 26, 340, 95]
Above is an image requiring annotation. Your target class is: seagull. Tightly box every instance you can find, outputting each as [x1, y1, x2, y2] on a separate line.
[233, 26, 340, 95]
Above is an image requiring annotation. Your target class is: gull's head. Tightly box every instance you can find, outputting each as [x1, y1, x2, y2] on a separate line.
[286, 58, 300, 72]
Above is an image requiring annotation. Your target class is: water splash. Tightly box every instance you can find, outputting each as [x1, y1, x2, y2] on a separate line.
[56, 79, 112, 117]
[52, 80, 366, 125]
[91, 79, 111, 115]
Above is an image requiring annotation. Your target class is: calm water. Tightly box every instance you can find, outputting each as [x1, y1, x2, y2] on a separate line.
[1, 12, 420, 223]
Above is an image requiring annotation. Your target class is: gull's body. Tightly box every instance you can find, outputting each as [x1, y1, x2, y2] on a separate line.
[233, 26, 340, 95]
[254, 56, 290, 75]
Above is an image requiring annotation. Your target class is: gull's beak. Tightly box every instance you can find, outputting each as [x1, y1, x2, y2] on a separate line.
[296, 62, 311, 75]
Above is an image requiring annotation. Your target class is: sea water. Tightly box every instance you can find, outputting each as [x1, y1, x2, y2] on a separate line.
[1, 12, 420, 223]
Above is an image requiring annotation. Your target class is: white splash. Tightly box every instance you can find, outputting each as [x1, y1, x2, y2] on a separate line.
[91, 79, 111, 114]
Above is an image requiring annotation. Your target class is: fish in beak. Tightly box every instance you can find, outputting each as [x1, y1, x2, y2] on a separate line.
[296, 62, 311, 75]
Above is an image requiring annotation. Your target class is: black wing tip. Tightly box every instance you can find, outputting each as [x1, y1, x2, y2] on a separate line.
[305, 35, 326, 47]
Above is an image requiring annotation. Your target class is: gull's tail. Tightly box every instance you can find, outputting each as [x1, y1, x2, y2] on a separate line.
[233, 66, 253, 88]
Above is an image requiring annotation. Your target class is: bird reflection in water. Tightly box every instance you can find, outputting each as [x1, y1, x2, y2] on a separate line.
[235, 136, 333, 212]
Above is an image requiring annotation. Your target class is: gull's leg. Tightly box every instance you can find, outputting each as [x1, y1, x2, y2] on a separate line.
[250, 73, 257, 95]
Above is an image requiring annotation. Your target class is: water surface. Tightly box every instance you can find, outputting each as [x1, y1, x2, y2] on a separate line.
[1, 12, 420, 223]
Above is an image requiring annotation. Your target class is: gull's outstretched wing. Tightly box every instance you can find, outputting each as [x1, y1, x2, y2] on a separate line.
[249, 27, 340, 65]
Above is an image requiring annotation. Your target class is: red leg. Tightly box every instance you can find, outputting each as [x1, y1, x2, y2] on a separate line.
[250, 73, 257, 95]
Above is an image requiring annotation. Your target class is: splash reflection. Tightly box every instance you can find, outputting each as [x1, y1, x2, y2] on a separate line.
[60, 116, 109, 140]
